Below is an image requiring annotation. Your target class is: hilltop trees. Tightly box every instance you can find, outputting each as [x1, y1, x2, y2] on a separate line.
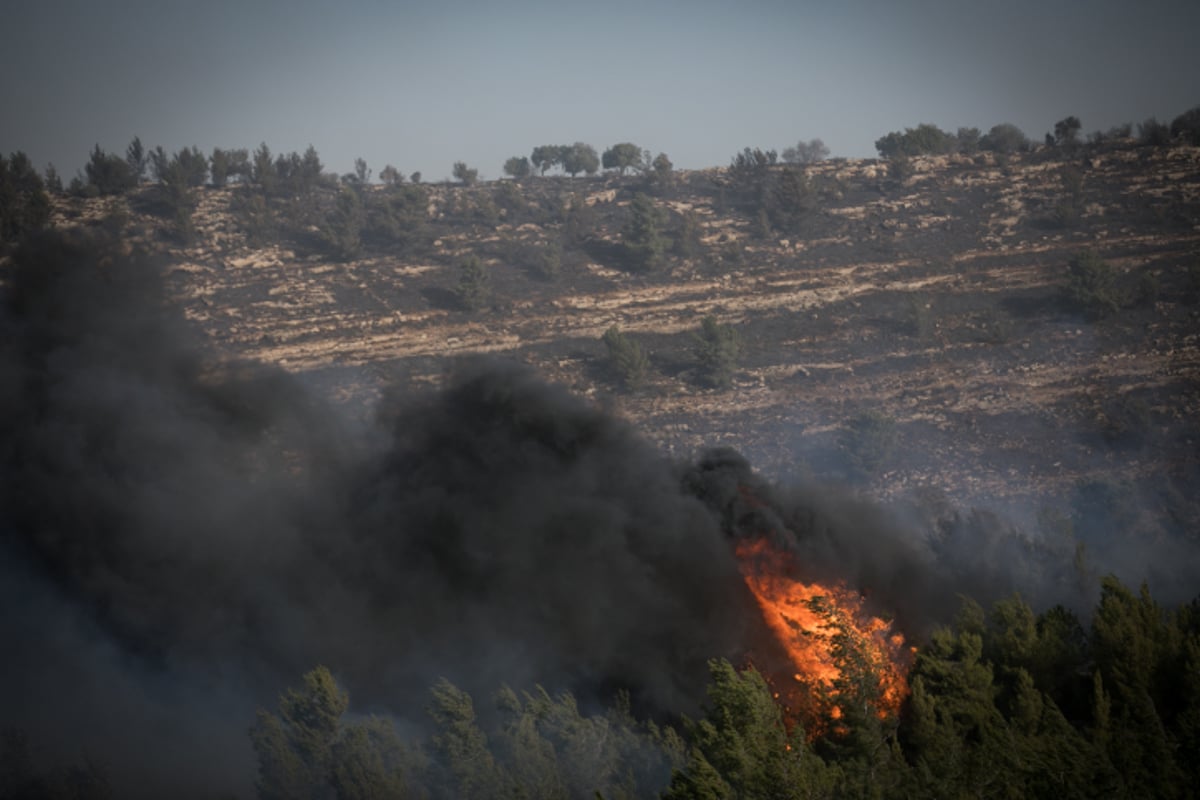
[561, 142, 599, 177]
[602, 142, 643, 174]
[782, 138, 829, 164]
[0, 152, 51, 244]
[981, 123, 1030, 154]
[531, 145, 564, 176]
[83, 143, 137, 195]
[502, 156, 531, 179]
[452, 161, 479, 186]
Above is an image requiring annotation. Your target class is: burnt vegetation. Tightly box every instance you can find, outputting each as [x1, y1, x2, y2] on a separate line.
[2, 105, 1200, 798]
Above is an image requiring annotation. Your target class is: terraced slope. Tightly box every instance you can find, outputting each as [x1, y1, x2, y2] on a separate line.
[43, 147, 1200, 520]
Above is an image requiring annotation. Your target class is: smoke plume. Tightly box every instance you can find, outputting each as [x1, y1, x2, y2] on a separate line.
[1, 231, 1196, 797]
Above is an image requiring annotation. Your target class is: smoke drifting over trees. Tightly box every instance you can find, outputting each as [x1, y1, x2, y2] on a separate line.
[1, 231, 1198, 797]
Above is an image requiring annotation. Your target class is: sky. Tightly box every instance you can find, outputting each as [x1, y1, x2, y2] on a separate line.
[2, 0, 1198, 183]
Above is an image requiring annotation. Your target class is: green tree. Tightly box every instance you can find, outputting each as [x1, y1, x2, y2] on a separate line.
[1065, 249, 1122, 318]
[252, 142, 278, 193]
[664, 660, 830, 800]
[694, 316, 739, 389]
[502, 156, 531, 179]
[453, 161, 479, 186]
[530, 145, 565, 176]
[455, 255, 491, 311]
[210, 147, 232, 187]
[84, 144, 137, 194]
[602, 142, 643, 174]
[602, 325, 650, 390]
[1170, 105, 1200, 145]
[956, 126, 982, 154]
[426, 679, 499, 799]
[1053, 116, 1083, 148]
[125, 136, 147, 183]
[767, 166, 815, 234]
[648, 152, 675, 194]
[0, 152, 52, 245]
[781, 137, 829, 164]
[250, 666, 349, 800]
[561, 142, 599, 177]
[322, 187, 365, 260]
[981, 123, 1030, 154]
[874, 124, 954, 157]
[622, 192, 669, 272]
[379, 164, 404, 185]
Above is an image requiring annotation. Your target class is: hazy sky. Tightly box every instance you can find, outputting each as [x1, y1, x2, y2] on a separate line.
[3, 0, 1197, 182]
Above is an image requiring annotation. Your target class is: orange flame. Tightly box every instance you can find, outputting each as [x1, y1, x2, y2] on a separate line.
[734, 536, 913, 737]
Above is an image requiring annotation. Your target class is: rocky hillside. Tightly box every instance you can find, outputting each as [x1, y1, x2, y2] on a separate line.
[42, 145, 1200, 527]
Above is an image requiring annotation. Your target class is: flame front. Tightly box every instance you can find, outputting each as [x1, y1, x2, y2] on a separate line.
[734, 537, 913, 736]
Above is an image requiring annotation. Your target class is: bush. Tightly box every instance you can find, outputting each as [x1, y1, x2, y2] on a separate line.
[322, 188, 365, 260]
[452, 161, 479, 186]
[1065, 249, 1123, 317]
[622, 193, 669, 272]
[1137, 118, 1171, 147]
[874, 124, 954, 157]
[502, 156, 531, 179]
[455, 255, 490, 311]
[980, 123, 1030, 154]
[0, 152, 52, 245]
[694, 316, 740, 388]
[1170, 105, 1200, 145]
[84, 144, 137, 194]
[602, 325, 650, 390]
[782, 138, 829, 164]
[838, 410, 898, 477]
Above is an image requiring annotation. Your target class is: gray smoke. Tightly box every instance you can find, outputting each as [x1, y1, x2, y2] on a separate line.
[1, 231, 1196, 797]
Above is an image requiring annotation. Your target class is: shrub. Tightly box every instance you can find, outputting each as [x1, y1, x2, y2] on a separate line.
[0, 152, 51, 244]
[1170, 105, 1200, 145]
[602, 325, 650, 390]
[452, 161, 479, 186]
[622, 193, 669, 272]
[839, 410, 898, 477]
[782, 138, 829, 164]
[980, 123, 1030, 154]
[1137, 118, 1171, 147]
[1065, 249, 1122, 317]
[694, 316, 740, 388]
[322, 188, 365, 260]
[874, 124, 954, 157]
[455, 255, 490, 311]
[84, 144, 137, 194]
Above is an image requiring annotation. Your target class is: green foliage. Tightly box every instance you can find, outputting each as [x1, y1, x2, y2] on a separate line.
[366, 183, 429, 255]
[0, 152, 52, 245]
[252, 142, 277, 193]
[210, 147, 232, 187]
[1170, 105, 1200, 145]
[664, 660, 831, 800]
[956, 126, 981, 154]
[232, 191, 276, 246]
[622, 192, 669, 272]
[602, 142, 643, 174]
[502, 156, 531, 179]
[693, 316, 740, 389]
[981, 122, 1030, 154]
[838, 410, 898, 477]
[1053, 115, 1083, 148]
[1137, 117, 1172, 146]
[1065, 249, 1123, 318]
[531, 145, 566, 176]
[125, 136, 147, 183]
[322, 188, 365, 260]
[453, 161, 479, 186]
[84, 144, 137, 195]
[561, 142, 599, 177]
[874, 123, 955, 157]
[379, 164, 404, 185]
[455, 255, 491, 311]
[781, 138, 829, 164]
[648, 152, 675, 194]
[767, 166, 815, 234]
[602, 325, 650, 390]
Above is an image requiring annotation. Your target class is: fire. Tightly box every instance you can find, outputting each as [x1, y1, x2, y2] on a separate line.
[734, 536, 913, 737]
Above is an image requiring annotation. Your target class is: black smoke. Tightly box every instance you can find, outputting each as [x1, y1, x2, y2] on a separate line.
[1, 231, 1195, 797]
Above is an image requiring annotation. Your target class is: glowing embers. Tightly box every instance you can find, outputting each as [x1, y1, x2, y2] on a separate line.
[734, 536, 912, 736]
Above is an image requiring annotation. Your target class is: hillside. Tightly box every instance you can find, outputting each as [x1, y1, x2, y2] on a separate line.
[44, 145, 1200, 523]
